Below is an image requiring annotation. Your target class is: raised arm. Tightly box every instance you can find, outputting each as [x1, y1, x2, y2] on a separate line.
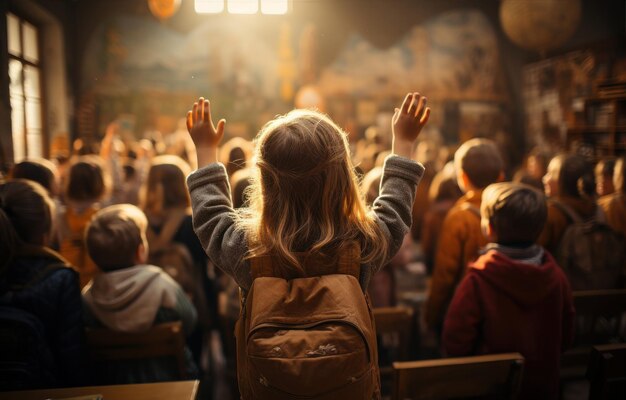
[392, 92, 431, 159]
[186, 97, 226, 168]
[368, 93, 430, 274]
[185, 98, 252, 289]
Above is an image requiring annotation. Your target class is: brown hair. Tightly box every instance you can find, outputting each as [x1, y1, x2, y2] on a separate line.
[237, 109, 388, 274]
[0, 180, 54, 271]
[141, 155, 191, 217]
[85, 204, 147, 271]
[11, 158, 58, 196]
[558, 154, 595, 199]
[65, 156, 106, 202]
[481, 182, 547, 245]
[454, 138, 503, 189]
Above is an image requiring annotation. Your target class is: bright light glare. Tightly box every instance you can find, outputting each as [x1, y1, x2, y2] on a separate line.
[261, 0, 288, 15]
[195, 0, 224, 14]
[228, 0, 258, 14]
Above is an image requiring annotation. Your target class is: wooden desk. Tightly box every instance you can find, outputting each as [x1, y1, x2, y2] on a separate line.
[0, 380, 198, 400]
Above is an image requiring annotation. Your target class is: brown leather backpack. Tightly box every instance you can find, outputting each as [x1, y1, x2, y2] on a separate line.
[235, 243, 381, 399]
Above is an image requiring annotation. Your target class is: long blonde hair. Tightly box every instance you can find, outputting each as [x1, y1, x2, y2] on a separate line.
[237, 109, 388, 274]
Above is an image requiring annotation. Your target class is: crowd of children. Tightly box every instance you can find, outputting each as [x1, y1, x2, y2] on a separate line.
[0, 90, 625, 399]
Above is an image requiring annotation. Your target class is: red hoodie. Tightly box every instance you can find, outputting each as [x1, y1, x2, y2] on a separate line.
[442, 250, 575, 400]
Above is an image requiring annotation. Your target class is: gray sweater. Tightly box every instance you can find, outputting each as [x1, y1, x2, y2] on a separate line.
[186, 155, 424, 291]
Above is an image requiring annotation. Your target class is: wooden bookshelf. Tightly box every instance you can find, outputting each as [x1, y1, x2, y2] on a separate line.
[567, 91, 626, 158]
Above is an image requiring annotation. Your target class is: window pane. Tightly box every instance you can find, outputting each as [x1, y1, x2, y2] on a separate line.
[22, 21, 39, 63]
[27, 129, 43, 158]
[7, 13, 21, 56]
[25, 97, 42, 131]
[195, 0, 224, 13]
[228, 0, 258, 14]
[8, 59, 23, 96]
[261, 0, 288, 15]
[24, 65, 41, 100]
[10, 93, 25, 162]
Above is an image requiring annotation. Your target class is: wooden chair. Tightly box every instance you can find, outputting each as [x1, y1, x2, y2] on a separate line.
[85, 321, 188, 382]
[373, 306, 415, 394]
[561, 289, 626, 382]
[392, 353, 524, 400]
[586, 343, 626, 400]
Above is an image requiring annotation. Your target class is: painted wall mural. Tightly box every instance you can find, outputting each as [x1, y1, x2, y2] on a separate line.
[81, 9, 508, 144]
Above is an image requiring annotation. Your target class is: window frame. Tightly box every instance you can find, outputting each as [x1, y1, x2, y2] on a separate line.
[6, 9, 47, 162]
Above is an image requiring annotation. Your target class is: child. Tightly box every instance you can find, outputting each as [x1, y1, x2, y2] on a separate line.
[599, 157, 625, 240]
[538, 154, 596, 255]
[82, 204, 197, 383]
[57, 156, 107, 287]
[442, 182, 575, 399]
[0, 180, 84, 389]
[424, 138, 504, 331]
[595, 157, 616, 197]
[185, 93, 429, 399]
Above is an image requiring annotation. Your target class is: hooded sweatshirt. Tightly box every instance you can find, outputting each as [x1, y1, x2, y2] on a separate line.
[82, 265, 196, 334]
[442, 249, 575, 400]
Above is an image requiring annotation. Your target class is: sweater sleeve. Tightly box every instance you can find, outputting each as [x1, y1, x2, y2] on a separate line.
[187, 163, 252, 290]
[442, 273, 482, 356]
[370, 155, 424, 272]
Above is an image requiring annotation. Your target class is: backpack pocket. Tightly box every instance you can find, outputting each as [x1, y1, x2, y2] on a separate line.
[247, 320, 372, 398]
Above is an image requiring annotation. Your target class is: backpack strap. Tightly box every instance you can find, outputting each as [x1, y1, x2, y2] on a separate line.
[249, 242, 361, 281]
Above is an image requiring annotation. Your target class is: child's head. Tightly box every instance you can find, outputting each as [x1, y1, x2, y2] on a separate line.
[0, 180, 55, 269]
[241, 109, 386, 271]
[65, 156, 107, 203]
[141, 155, 191, 216]
[86, 204, 148, 272]
[453, 138, 503, 192]
[220, 137, 252, 178]
[361, 167, 383, 205]
[595, 158, 616, 197]
[481, 182, 547, 246]
[545, 154, 595, 200]
[231, 168, 253, 209]
[11, 158, 59, 196]
[429, 162, 463, 203]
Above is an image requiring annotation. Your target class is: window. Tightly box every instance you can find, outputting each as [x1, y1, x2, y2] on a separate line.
[7, 12, 44, 162]
[195, 0, 289, 15]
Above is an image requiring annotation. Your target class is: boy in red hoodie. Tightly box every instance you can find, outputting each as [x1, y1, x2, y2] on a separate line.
[442, 182, 575, 399]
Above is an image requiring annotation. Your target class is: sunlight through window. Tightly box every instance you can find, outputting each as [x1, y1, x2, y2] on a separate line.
[261, 0, 288, 15]
[195, 0, 224, 14]
[228, 0, 258, 14]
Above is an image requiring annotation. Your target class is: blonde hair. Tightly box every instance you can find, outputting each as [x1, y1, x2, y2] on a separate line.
[237, 109, 388, 274]
[85, 204, 148, 271]
[141, 155, 191, 217]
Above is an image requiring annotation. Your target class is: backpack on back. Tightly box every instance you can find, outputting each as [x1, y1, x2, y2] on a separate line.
[235, 243, 381, 400]
[552, 200, 625, 290]
[0, 262, 66, 390]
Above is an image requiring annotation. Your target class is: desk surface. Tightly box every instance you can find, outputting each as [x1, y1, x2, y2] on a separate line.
[0, 380, 199, 400]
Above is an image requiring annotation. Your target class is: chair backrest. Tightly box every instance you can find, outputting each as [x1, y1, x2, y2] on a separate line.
[586, 343, 626, 400]
[572, 289, 626, 346]
[85, 321, 187, 381]
[561, 289, 626, 382]
[374, 306, 415, 361]
[392, 353, 524, 400]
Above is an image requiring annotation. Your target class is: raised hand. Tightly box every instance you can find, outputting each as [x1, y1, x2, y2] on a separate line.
[392, 92, 430, 159]
[186, 97, 225, 149]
